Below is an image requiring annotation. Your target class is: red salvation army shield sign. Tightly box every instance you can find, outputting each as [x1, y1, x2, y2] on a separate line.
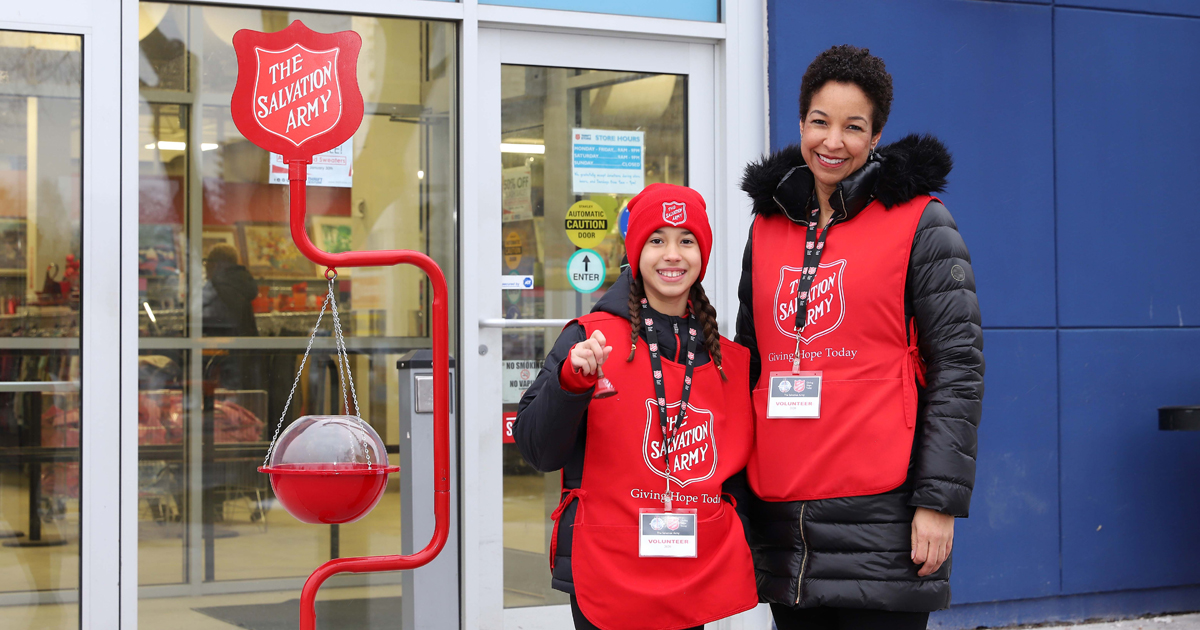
[230, 21, 363, 161]
[773, 259, 848, 345]
[642, 400, 717, 487]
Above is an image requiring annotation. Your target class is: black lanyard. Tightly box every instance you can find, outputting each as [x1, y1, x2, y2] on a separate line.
[790, 203, 835, 372]
[641, 298, 698, 503]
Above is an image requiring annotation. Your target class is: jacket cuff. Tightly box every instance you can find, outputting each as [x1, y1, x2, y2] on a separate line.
[559, 356, 597, 394]
[909, 479, 972, 518]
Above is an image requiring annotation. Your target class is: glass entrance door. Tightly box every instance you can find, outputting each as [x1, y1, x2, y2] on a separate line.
[0, 1, 121, 626]
[467, 28, 716, 630]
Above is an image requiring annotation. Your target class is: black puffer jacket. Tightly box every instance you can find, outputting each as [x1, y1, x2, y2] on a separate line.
[514, 269, 721, 593]
[734, 134, 984, 611]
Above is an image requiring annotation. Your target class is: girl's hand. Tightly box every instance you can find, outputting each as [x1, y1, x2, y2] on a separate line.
[911, 507, 954, 577]
[569, 330, 611, 376]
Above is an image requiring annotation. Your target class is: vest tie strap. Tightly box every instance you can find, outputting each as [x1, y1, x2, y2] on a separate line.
[549, 488, 586, 570]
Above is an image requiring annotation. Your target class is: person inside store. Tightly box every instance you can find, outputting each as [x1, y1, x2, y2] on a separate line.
[733, 45, 985, 629]
[514, 183, 758, 630]
[202, 243, 259, 338]
[202, 243, 260, 395]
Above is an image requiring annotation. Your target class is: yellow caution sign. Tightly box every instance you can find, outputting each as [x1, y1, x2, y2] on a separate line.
[504, 231, 523, 270]
[564, 200, 608, 249]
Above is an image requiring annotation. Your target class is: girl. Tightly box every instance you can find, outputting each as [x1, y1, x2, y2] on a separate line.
[515, 184, 758, 630]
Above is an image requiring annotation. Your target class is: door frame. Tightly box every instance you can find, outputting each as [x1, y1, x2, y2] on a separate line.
[462, 3, 767, 625]
[0, 1, 121, 627]
[96, 0, 762, 627]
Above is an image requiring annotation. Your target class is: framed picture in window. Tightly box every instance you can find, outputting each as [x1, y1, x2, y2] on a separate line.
[0, 219, 28, 274]
[201, 225, 238, 261]
[311, 216, 354, 254]
[237, 222, 315, 279]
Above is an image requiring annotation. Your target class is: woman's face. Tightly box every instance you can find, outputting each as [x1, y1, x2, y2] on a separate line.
[799, 81, 882, 194]
[639, 227, 702, 307]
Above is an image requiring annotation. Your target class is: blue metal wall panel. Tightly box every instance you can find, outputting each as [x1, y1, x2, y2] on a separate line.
[765, 0, 1055, 328]
[1058, 0, 1200, 18]
[1055, 9, 1200, 327]
[764, 0, 1200, 620]
[950, 330, 1059, 604]
[1059, 330, 1200, 593]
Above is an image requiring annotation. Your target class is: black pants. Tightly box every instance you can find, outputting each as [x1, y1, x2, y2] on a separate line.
[570, 594, 704, 630]
[770, 604, 929, 630]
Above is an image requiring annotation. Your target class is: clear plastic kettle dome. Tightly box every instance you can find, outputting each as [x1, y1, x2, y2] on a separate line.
[269, 415, 387, 469]
[260, 415, 399, 524]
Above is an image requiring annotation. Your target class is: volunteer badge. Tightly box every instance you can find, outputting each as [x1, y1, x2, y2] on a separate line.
[231, 21, 364, 162]
[639, 508, 697, 558]
[662, 201, 687, 226]
[767, 372, 822, 419]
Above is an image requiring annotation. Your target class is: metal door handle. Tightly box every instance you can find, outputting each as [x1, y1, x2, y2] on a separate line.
[478, 318, 571, 329]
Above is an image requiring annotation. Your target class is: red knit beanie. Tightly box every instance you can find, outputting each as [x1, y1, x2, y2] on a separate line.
[624, 183, 713, 281]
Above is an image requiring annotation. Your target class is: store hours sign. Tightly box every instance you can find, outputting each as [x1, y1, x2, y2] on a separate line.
[572, 128, 644, 194]
[503, 360, 541, 404]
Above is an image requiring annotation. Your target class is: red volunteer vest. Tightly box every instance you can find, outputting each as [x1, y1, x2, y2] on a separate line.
[746, 197, 931, 502]
[552, 312, 758, 630]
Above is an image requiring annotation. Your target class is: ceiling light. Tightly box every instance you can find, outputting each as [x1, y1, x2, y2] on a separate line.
[500, 143, 545, 155]
[201, 143, 219, 151]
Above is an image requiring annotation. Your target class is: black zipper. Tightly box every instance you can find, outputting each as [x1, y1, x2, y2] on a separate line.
[795, 502, 809, 605]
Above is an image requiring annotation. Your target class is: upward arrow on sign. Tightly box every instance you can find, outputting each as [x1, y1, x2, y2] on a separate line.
[583, 255, 591, 272]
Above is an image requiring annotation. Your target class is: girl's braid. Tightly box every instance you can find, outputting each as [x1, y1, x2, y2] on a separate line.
[689, 283, 727, 381]
[627, 274, 645, 361]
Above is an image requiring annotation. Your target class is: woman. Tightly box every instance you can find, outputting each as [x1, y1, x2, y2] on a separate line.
[515, 184, 758, 630]
[734, 45, 985, 628]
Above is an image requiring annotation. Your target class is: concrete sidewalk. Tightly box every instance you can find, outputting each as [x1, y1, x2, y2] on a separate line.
[1006, 613, 1200, 630]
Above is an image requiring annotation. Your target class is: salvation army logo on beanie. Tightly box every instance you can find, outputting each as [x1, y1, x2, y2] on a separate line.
[662, 201, 687, 226]
[624, 183, 712, 281]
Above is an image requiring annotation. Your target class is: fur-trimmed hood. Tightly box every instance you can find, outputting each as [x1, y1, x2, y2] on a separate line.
[740, 133, 953, 225]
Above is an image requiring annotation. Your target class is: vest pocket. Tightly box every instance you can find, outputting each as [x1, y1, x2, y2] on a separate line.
[571, 503, 758, 630]
[749, 377, 916, 501]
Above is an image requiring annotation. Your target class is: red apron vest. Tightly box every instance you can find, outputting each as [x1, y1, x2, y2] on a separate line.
[746, 197, 931, 502]
[552, 312, 757, 630]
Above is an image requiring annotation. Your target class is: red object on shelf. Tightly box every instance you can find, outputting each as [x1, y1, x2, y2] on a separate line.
[252, 285, 272, 313]
[291, 282, 308, 310]
[233, 21, 450, 630]
[259, 463, 400, 524]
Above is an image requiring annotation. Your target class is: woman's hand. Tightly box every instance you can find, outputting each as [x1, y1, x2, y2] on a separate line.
[569, 330, 611, 376]
[911, 507, 954, 577]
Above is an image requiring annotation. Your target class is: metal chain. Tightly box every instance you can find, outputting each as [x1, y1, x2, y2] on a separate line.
[263, 271, 370, 467]
[328, 280, 360, 417]
[262, 285, 335, 467]
[327, 277, 370, 467]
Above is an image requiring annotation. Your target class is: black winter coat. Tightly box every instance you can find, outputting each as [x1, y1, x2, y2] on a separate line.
[513, 270, 719, 594]
[734, 134, 985, 611]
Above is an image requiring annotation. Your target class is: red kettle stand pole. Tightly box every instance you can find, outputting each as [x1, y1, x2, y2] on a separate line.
[287, 160, 451, 630]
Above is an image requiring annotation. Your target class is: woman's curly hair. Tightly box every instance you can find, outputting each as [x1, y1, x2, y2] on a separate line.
[799, 44, 893, 134]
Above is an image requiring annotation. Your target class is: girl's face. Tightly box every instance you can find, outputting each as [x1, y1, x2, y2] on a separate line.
[799, 81, 882, 194]
[639, 227, 702, 308]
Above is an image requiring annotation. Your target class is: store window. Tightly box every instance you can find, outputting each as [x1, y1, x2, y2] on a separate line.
[136, 4, 455, 624]
[482, 0, 718, 22]
[500, 65, 686, 608]
[0, 30, 83, 630]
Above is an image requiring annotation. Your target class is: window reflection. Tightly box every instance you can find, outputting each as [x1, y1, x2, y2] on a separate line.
[499, 66, 687, 608]
[136, 6, 456, 626]
[0, 29, 83, 630]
